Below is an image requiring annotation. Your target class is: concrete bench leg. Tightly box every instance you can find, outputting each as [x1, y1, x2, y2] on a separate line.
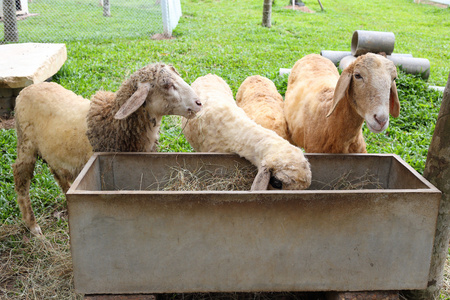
[326, 291, 399, 300]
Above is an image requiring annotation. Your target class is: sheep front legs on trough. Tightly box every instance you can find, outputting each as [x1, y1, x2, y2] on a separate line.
[182, 74, 311, 191]
[284, 53, 400, 153]
[13, 63, 202, 235]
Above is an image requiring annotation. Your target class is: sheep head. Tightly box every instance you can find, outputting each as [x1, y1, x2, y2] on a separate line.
[251, 151, 311, 191]
[114, 64, 202, 120]
[327, 53, 400, 134]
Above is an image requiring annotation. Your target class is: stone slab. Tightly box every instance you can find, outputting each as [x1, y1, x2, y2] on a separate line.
[0, 43, 67, 88]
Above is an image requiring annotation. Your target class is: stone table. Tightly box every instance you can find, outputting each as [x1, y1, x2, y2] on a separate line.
[0, 43, 67, 116]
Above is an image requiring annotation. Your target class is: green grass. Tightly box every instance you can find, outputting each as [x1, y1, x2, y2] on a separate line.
[3, 0, 163, 42]
[0, 0, 449, 297]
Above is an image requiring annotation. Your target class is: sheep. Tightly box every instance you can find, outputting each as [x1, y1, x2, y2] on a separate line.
[284, 53, 400, 153]
[235, 75, 290, 140]
[182, 74, 311, 191]
[13, 63, 202, 235]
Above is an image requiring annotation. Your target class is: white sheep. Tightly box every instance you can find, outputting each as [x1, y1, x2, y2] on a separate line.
[284, 53, 400, 153]
[182, 74, 311, 191]
[235, 75, 289, 140]
[13, 63, 202, 235]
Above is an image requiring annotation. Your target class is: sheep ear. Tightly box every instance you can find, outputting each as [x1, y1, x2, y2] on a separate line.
[168, 65, 180, 76]
[251, 166, 271, 191]
[114, 82, 151, 120]
[327, 70, 352, 118]
[389, 80, 400, 118]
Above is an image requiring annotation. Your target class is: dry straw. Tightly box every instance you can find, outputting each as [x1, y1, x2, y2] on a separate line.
[315, 170, 384, 190]
[0, 213, 82, 299]
[160, 164, 256, 191]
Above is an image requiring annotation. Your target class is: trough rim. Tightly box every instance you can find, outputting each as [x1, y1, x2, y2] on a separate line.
[67, 152, 441, 195]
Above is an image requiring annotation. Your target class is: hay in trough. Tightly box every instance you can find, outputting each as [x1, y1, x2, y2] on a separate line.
[160, 165, 384, 192]
[157, 164, 257, 191]
[314, 170, 384, 190]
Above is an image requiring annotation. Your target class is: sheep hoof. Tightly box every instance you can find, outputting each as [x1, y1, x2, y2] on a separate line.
[30, 224, 43, 236]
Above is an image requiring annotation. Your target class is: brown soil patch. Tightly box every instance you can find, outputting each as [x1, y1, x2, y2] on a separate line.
[283, 5, 315, 13]
[0, 13, 39, 22]
[414, 0, 448, 8]
[151, 33, 175, 40]
[0, 115, 15, 130]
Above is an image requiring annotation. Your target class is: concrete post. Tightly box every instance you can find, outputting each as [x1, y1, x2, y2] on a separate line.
[405, 72, 450, 299]
[3, 0, 19, 42]
[262, 0, 272, 28]
[103, 0, 111, 17]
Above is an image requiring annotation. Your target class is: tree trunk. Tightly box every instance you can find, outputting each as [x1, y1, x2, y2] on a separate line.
[103, 0, 111, 17]
[3, 0, 19, 42]
[262, 0, 272, 28]
[405, 72, 450, 299]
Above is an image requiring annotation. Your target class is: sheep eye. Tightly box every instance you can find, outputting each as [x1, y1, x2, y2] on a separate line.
[354, 73, 363, 80]
[163, 81, 174, 90]
[269, 177, 283, 189]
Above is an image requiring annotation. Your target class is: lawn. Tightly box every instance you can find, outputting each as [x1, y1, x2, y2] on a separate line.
[0, 0, 449, 298]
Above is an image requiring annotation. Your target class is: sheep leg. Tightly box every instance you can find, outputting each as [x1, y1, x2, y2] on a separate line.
[51, 169, 72, 193]
[251, 167, 271, 191]
[12, 148, 42, 235]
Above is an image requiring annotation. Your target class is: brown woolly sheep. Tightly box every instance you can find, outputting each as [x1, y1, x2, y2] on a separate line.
[236, 75, 289, 140]
[13, 63, 202, 235]
[284, 53, 400, 153]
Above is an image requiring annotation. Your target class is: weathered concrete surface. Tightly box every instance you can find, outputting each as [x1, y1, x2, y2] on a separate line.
[67, 153, 441, 295]
[320, 50, 352, 65]
[351, 30, 395, 56]
[0, 43, 67, 88]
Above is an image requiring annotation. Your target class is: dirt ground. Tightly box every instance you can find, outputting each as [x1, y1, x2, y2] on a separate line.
[282, 5, 316, 13]
[0, 115, 15, 130]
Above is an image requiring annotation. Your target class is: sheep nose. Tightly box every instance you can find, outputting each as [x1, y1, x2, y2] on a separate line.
[374, 114, 387, 127]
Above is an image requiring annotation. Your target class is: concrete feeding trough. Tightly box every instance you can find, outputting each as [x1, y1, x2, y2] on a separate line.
[67, 152, 441, 295]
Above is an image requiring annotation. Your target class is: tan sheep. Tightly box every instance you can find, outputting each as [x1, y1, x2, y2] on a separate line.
[13, 63, 202, 235]
[236, 75, 289, 140]
[182, 74, 311, 191]
[284, 53, 400, 153]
